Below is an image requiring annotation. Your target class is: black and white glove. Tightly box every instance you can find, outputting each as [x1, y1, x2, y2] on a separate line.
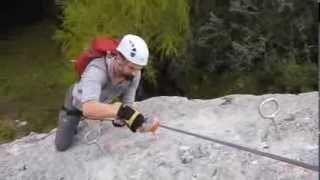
[116, 105, 145, 132]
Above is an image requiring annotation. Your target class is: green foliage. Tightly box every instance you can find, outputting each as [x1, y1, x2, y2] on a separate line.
[264, 61, 318, 92]
[0, 117, 16, 143]
[55, 0, 190, 87]
[183, 62, 317, 98]
[0, 19, 73, 142]
[55, 0, 190, 60]
[177, 0, 318, 98]
[0, 20, 75, 101]
[193, 0, 317, 73]
[143, 57, 158, 85]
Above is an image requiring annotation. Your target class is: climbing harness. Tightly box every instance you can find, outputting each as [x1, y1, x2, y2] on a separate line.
[83, 98, 319, 172]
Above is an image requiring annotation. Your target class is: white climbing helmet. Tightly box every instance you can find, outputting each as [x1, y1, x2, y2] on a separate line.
[116, 34, 149, 66]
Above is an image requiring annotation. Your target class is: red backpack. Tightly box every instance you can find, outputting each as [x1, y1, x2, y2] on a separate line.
[74, 36, 119, 76]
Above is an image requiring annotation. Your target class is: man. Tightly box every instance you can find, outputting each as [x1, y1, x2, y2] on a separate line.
[55, 34, 159, 151]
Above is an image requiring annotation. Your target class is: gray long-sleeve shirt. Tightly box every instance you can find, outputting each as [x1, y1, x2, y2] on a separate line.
[71, 57, 141, 110]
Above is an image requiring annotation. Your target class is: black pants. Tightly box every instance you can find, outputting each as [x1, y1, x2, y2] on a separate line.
[55, 85, 81, 151]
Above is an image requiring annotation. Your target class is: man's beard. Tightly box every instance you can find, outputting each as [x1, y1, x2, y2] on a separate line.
[117, 64, 134, 81]
[122, 73, 134, 81]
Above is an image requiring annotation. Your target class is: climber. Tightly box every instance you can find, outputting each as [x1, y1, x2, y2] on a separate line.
[54, 34, 160, 151]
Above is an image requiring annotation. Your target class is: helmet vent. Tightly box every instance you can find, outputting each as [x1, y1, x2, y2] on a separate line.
[129, 40, 137, 57]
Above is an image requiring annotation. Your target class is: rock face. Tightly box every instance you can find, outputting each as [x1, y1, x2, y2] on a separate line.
[0, 92, 318, 180]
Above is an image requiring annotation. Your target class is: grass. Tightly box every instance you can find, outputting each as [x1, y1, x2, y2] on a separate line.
[0, 19, 76, 142]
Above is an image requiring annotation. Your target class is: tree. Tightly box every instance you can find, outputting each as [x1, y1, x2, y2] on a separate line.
[182, 0, 318, 97]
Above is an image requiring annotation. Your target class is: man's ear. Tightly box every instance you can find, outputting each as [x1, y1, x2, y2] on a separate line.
[115, 56, 125, 66]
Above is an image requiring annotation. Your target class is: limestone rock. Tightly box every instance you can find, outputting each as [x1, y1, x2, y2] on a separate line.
[0, 92, 318, 180]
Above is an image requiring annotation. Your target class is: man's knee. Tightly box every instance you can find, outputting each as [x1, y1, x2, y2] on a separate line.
[56, 87, 80, 152]
[55, 137, 72, 151]
[54, 117, 77, 152]
[55, 127, 74, 152]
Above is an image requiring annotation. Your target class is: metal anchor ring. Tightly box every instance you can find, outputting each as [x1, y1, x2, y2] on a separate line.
[259, 97, 280, 119]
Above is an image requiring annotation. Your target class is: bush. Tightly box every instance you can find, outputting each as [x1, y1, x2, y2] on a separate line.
[181, 0, 318, 98]
[55, 0, 190, 85]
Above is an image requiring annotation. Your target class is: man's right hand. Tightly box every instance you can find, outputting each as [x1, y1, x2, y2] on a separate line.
[116, 105, 146, 132]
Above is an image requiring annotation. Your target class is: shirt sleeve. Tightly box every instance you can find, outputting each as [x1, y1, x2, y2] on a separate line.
[78, 63, 106, 103]
[121, 72, 141, 106]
